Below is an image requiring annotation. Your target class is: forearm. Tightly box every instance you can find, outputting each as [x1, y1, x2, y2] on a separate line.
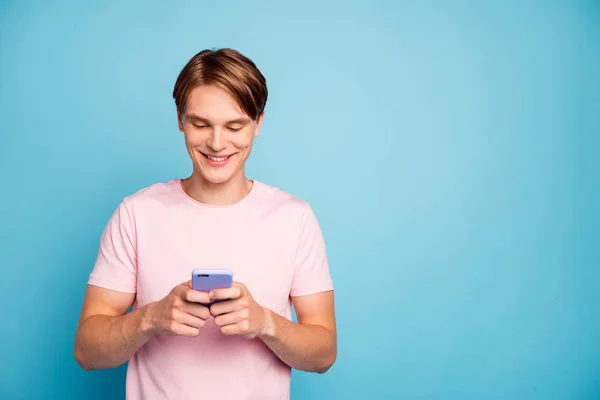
[74, 305, 154, 370]
[258, 309, 337, 373]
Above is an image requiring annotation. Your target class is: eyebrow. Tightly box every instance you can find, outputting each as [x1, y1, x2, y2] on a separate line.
[185, 113, 252, 125]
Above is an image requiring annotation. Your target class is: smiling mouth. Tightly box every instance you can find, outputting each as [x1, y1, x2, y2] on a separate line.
[200, 152, 235, 166]
[202, 153, 232, 161]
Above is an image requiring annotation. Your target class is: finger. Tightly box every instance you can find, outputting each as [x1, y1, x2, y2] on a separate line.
[180, 302, 211, 320]
[209, 285, 242, 301]
[171, 323, 200, 338]
[210, 297, 248, 316]
[167, 321, 200, 337]
[173, 308, 206, 330]
[214, 309, 248, 327]
[173, 280, 192, 294]
[220, 320, 250, 336]
[173, 280, 192, 297]
[182, 287, 212, 304]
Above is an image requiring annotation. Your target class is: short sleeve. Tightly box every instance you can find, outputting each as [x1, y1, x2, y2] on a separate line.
[290, 203, 334, 297]
[88, 200, 137, 293]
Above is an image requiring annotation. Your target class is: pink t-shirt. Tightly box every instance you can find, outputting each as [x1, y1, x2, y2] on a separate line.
[88, 179, 333, 400]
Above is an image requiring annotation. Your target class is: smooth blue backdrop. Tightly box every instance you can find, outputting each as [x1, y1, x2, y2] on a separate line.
[1, 1, 598, 399]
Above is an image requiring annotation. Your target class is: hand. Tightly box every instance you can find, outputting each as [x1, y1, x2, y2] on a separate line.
[144, 281, 212, 338]
[208, 282, 271, 339]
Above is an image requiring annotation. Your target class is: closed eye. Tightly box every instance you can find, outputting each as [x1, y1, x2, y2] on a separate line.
[228, 126, 243, 132]
[193, 124, 208, 129]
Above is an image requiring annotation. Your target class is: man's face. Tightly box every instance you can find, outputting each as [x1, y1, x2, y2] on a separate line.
[178, 84, 263, 185]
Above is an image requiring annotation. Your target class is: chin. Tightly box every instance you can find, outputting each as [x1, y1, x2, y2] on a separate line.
[204, 176, 232, 185]
[196, 168, 235, 185]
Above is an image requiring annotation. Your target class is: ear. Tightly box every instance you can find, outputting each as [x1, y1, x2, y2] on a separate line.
[177, 111, 184, 132]
[253, 113, 264, 138]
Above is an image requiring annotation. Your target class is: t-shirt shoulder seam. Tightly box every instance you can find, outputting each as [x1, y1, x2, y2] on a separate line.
[293, 201, 311, 263]
[122, 180, 177, 203]
[255, 181, 308, 206]
[120, 197, 138, 253]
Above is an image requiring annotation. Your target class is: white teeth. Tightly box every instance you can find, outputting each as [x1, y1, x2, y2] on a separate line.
[207, 155, 227, 162]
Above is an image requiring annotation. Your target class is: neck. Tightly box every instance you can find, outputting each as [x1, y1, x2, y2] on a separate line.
[182, 170, 253, 206]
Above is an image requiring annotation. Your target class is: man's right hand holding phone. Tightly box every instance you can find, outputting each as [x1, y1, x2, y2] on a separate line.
[74, 280, 213, 371]
[144, 281, 212, 337]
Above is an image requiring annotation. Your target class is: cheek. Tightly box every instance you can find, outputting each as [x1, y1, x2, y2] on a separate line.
[231, 133, 255, 150]
[183, 132, 202, 147]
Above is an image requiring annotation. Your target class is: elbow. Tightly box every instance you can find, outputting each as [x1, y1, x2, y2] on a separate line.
[315, 361, 334, 374]
[73, 340, 124, 371]
[74, 348, 89, 371]
[315, 333, 337, 374]
[316, 366, 332, 374]
[316, 348, 337, 374]
[77, 362, 94, 372]
[73, 343, 95, 371]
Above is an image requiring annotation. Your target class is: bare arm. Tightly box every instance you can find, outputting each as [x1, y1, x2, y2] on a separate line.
[73, 285, 152, 370]
[259, 291, 337, 373]
[209, 284, 337, 374]
[74, 282, 212, 371]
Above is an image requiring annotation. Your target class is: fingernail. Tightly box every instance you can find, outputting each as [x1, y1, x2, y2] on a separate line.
[209, 291, 215, 298]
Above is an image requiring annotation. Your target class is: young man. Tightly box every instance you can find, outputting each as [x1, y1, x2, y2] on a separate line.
[74, 48, 337, 399]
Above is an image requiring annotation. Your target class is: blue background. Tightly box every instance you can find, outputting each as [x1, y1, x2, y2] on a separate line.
[1, 1, 598, 399]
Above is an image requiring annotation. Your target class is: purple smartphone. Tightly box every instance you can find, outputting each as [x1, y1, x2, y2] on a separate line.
[191, 268, 233, 306]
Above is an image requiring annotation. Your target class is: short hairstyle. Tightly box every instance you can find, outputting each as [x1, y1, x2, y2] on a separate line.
[172, 48, 268, 121]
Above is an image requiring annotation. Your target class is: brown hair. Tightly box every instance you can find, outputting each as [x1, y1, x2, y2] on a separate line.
[172, 48, 268, 121]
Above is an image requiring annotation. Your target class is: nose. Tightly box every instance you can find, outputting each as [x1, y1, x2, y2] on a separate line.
[207, 128, 226, 152]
